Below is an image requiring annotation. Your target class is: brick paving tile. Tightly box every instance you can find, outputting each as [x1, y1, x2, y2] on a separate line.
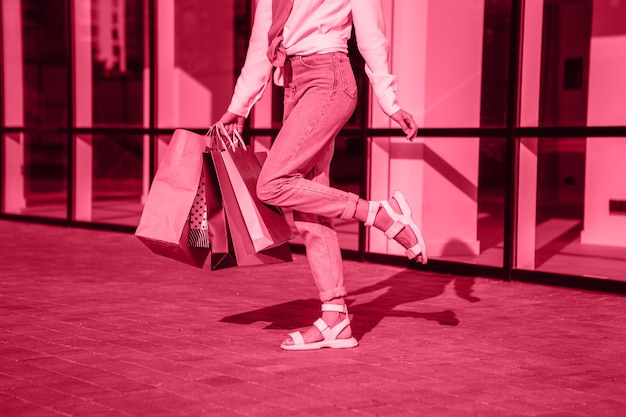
[87, 392, 173, 416]
[2, 219, 626, 416]
[45, 398, 119, 416]
[0, 392, 31, 411]
[1, 404, 68, 417]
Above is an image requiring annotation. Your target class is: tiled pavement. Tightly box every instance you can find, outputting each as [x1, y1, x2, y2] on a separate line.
[1, 220, 625, 416]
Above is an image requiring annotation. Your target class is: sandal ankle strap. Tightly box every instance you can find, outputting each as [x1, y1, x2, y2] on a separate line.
[364, 201, 379, 227]
[322, 303, 348, 314]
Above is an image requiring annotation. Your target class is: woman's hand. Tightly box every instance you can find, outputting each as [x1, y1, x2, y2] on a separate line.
[390, 109, 418, 141]
[218, 111, 246, 136]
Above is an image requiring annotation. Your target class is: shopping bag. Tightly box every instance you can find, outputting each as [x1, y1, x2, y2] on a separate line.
[207, 124, 292, 267]
[203, 148, 238, 270]
[135, 129, 213, 268]
[188, 174, 210, 249]
[210, 126, 294, 252]
[208, 206, 292, 270]
[203, 126, 291, 269]
[205, 154, 292, 267]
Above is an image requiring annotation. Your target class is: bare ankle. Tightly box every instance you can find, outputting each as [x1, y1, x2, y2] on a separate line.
[354, 199, 371, 223]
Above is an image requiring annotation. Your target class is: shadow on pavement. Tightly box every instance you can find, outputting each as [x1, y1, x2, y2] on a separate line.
[220, 269, 480, 340]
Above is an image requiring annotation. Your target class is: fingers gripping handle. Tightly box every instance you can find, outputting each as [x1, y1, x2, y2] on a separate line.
[208, 122, 247, 152]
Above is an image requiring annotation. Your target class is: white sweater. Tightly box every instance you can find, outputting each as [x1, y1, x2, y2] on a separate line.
[227, 0, 400, 118]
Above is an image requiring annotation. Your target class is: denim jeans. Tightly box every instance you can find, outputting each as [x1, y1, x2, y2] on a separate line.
[257, 52, 359, 302]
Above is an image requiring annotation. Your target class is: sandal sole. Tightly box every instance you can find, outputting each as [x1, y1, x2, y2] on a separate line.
[280, 337, 359, 351]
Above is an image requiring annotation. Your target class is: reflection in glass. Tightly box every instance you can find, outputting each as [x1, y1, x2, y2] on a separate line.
[521, 0, 626, 128]
[476, 137, 507, 265]
[156, 0, 239, 128]
[3, 0, 70, 127]
[89, 134, 144, 226]
[9, 134, 68, 219]
[367, 136, 505, 267]
[538, 0, 592, 127]
[330, 135, 363, 251]
[76, 0, 148, 127]
[480, 0, 513, 127]
[370, 0, 511, 129]
[534, 137, 586, 268]
[531, 137, 626, 281]
[432, 137, 507, 266]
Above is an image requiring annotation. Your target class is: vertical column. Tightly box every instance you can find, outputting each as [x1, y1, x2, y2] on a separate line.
[157, 0, 176, 127]
[153, 0, 176, 173]
[1, 0, 26, 213]
[516, 1, 545, 268]
[142, 0, 151, 203]
[369, 0, 428, 255]
[368, 0, 483, 257]
[73, 0, 93, 221]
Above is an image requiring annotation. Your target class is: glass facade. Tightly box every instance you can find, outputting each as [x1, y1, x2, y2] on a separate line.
[516, 0, 626, 283]
[1, 0, 625, 288]
[75, 0, 148, 128]
[5, 133, 69, 219]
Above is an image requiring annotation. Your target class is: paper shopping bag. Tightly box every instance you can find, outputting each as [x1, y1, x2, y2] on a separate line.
[210, 130, 293, 252]
[188, 174, 210, 249]
[202, 127, 290, 270]
[205, 151, 293, 268]
[202, 149, 238, 270]
[135, 129, 212, 268]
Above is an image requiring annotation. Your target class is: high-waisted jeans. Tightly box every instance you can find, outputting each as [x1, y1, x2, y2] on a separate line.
[257, 52, 359, 302]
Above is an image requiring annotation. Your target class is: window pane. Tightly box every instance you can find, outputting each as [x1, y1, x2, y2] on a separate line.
[367, 136, 505, 267]
[156, 0, 242, 128]
[517, 137, 626, 281]
[370, 0, 512, 129]
[519, 0, 626, 127]
[1, 0, 69, 127]
[88, 134, 144, 226]
[2, 133, 68, 218]
[75, 0, 148, 127]
[330, 135, 363, 251]
[476, 137, 507, 266]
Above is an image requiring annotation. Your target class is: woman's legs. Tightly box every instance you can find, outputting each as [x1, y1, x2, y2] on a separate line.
[258, 53, 425, 347]
[258, 52, 356, 298]
[258, 53, 357, 346]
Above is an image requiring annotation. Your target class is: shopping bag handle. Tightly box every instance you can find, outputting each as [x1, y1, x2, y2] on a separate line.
[203, 127, 215, 149]
[205, 125, 224, 151]
[210, 122, 235, 152]
[232, 129, 247, 151]
[209, 122, 247, 152]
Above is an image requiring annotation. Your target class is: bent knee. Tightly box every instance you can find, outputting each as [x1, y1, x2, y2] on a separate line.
[256, 177, 280, 205]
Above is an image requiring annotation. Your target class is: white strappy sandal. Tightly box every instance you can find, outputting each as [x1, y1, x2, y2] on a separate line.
[280, 304, 358, 351]
[364, 190, 428, 264]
